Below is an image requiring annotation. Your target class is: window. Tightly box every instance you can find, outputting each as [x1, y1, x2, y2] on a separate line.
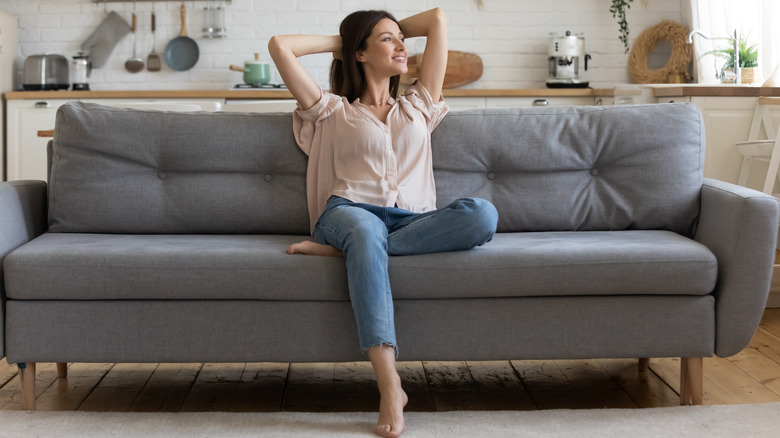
[689, 0, 778, 84]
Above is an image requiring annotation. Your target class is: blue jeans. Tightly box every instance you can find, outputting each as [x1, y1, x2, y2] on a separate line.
[312, 196, 499, 355]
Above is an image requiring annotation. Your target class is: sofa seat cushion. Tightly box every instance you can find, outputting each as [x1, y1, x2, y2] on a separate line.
[4, 230, 716, 301]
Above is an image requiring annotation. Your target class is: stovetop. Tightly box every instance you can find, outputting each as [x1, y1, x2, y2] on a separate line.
[234, 83, 287, 89]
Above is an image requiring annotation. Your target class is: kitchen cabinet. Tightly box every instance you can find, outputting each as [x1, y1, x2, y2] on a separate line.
[4, 98, 223, 181]
[486, 96, 596, 108]
[442, 96, 603, 111]
[685, 97, 780, 190]
[5, 99, 72, 182]
[222, 100, 298, 112]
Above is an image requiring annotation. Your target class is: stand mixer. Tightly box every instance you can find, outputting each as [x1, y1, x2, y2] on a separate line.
[547, 31, 591, 88]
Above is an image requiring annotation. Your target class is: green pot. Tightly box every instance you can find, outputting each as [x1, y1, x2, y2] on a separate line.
[243, 61, 270, 85]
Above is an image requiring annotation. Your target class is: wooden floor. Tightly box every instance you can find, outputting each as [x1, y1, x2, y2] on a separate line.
[2, 309, 780, 412]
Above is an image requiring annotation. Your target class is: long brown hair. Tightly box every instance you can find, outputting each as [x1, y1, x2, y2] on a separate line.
[330, 10, 401, 103]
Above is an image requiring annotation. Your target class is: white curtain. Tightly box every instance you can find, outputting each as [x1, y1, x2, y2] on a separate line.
[690, 0, 779, 84]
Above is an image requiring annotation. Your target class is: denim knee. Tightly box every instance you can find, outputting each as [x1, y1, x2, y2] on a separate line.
[315, 204, 388, 251]
[457, 197, 499, 244]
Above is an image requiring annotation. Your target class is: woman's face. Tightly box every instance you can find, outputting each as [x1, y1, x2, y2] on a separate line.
[357, 18, 408, 78]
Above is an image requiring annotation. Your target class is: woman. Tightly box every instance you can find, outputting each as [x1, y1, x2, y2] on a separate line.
[269, 8, 497, 438]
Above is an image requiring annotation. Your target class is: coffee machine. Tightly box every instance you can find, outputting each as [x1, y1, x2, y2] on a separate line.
[547, 31, 591, 88]
[71, 52, 91, 91]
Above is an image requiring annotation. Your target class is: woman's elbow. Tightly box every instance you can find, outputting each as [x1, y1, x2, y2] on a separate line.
[268, 36, 282, 55]
[431, 7, 446, 24]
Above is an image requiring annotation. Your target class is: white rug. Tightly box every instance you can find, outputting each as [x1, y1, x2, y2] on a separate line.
[1, 403, 779, 437]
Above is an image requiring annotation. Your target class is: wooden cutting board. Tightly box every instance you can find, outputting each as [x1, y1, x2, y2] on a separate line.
[400, 50, 483, 89]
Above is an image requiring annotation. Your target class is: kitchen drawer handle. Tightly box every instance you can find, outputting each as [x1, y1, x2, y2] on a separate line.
[34, 101, 51, 108]
[532, 99, 549, 106]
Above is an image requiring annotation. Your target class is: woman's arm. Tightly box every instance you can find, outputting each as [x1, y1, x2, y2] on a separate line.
[268, 34, 342, 110]
[398, 8, 448, 101]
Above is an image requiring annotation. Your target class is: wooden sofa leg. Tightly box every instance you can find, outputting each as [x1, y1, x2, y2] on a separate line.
[638, 358, 650, 371]
[18, 362, 37, 411]
[680, 357, 703, 405]
[57, 362, 68, 378]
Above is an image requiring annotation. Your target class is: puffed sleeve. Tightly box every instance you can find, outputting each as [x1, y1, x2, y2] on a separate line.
[292, 90, 342, 156]
[402, 79, 449, 132]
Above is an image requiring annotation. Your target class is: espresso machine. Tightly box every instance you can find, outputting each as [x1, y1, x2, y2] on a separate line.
[547, 31, 591, 88]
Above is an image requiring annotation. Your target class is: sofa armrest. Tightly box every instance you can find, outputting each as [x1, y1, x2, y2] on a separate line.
[0, 181, 48, 259]
[695, 178, 780, 357]
[0, 180, 47, 359]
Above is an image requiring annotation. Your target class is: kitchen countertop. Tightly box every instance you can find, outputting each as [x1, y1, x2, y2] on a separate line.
[649, 84, 780, 97]
[7, 86, 780, 100]
[3, 88, 615, 100]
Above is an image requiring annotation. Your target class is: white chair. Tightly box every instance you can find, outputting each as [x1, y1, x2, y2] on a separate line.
[736, 97, 780, 194]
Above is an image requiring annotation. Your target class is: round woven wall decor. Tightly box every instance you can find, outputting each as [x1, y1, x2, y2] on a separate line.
[628, 20, 693, 83]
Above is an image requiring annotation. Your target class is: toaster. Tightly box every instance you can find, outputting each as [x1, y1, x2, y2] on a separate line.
[23, 54, 69, 90]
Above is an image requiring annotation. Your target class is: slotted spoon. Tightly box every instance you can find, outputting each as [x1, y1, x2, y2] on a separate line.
[147, 11, 161, 71]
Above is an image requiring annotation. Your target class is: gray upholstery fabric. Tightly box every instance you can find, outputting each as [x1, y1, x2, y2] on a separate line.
[49, 102, 704, 236]
[48, 102, 310, 234]
[5, 296, 714, 364]
[4, 102, 775, 369]
[433, 104, 705, 235]
[5, 230, 716, 301]
[694, 179, 780, 356]
[0, 181, 48, 358]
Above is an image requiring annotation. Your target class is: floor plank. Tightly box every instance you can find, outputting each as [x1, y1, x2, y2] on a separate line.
[707, 355, 780, 404]
[78, 363, 158, 412]
[727, 346, 780, 398]
[554, 359, 639, 409]
[597, 359, 680, 408]
[36, 363, 113, 411]
[129, 363, 201, 412]
[510, 360, 587, 410]
[396, 361, 435, 412]
[423, 361, 484, 411]
[231, 362, 289, 412]
[466, 361, 536, 411]
[750, 327, 780, 364]
[760, 309, 780, 338]
[282, 363, 335, 412]
[0, 360, 19, 389]
[178, 363, 245, 412]
[0, 362, 59, 410]
[333, 361, 380, 412]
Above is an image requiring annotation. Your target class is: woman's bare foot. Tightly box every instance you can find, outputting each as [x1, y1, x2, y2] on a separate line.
[285, 241, 343, 257]
[374, 386, 408, 438]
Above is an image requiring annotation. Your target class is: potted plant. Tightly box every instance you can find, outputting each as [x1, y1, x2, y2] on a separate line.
[701, 36, 759, 83]
[610, 0, 634, 53]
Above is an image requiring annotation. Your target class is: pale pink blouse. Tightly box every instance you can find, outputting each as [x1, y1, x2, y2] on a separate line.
[293, 80, 449, 233]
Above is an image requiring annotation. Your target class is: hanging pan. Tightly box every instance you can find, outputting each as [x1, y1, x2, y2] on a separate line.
[165, 3, 199, 71]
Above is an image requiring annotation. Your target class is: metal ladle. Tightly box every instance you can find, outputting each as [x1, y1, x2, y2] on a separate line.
[125, 7, 144, 73]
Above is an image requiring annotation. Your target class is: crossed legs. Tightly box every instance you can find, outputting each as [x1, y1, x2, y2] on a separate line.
[287, 197, 498, 437]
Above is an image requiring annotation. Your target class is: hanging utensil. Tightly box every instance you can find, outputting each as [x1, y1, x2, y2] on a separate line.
[164, 3, 199, 71]
[146, 7, 161, 71]
[124, 11, 144, 73]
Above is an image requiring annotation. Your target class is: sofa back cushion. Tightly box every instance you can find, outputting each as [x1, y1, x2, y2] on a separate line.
[49, 102, 704, 235]
[49, 102, 310, 234]
[432, 104, 704, 235]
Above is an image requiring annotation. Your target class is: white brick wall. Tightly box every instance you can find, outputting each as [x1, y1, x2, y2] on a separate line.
[1, 0, 683, 91]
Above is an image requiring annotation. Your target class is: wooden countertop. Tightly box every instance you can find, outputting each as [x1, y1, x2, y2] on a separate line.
[650, 85, 780, 97]
[4, 88, 615, 100]
[9, 86, 777, 100]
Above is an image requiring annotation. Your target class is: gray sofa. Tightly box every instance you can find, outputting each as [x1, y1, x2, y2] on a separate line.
[1, 101, 778, 410]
